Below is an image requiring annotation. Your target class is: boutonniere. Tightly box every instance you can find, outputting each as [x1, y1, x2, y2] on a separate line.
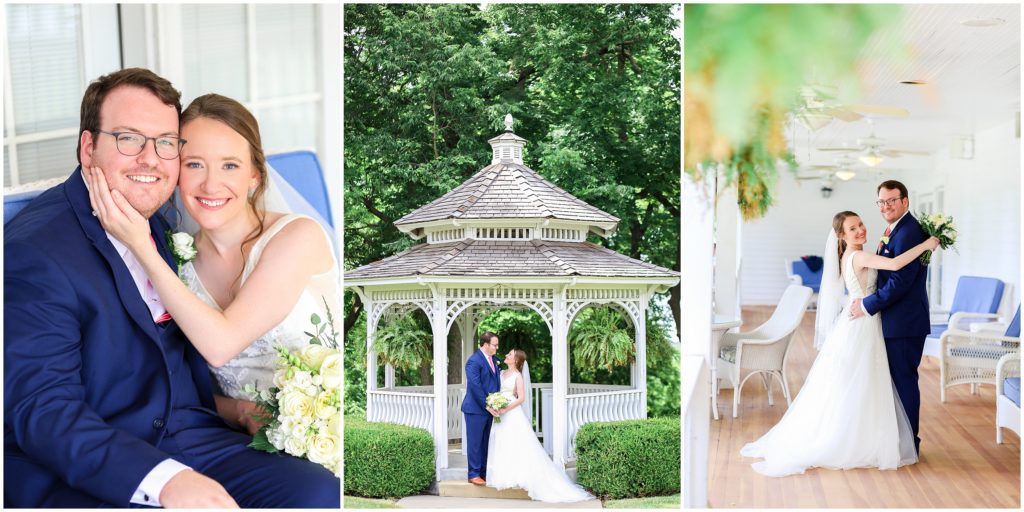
[880, 235, 890, 245]
[166, 230, 197, 278]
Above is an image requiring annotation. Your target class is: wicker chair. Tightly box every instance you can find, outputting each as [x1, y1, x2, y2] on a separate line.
[996, 352, 1020, 444]
[718, 285, 813, 418]
[939, 305, 1020, 402]
[924, 276, 1005, 358]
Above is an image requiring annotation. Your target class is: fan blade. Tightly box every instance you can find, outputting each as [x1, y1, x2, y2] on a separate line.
[886, 149, 930, 156]
[816, 146, 863, 153]
[843, 103, 910, 117]
[822, 107, 863, 122]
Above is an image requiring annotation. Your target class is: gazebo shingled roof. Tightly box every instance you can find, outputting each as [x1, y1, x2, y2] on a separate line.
[345, 239, 678, 279]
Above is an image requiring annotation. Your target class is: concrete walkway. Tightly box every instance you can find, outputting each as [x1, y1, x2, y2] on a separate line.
[396, 495, 603, 508]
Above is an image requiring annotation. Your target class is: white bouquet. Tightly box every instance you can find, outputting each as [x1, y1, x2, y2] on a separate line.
[486, 392, 511, 423]
[917, 212, 958, 265]
[245, 299, 340, 476]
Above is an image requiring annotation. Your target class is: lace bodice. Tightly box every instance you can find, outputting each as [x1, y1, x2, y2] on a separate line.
[843, 250, 877, 300]
[180, 214, 340, 399]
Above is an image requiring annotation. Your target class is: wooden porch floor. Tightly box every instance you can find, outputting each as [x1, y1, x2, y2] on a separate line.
[709, 306, 1021, 508]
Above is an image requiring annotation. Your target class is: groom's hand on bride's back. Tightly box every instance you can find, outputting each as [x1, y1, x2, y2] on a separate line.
[160, 469, 239, 508]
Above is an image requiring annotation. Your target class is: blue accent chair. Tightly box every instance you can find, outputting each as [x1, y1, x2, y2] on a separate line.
[786, 258, 822, 309]
[924, 276, 1005, 358]
[4, 189, 45, 224]
[266, 150, 334, 227]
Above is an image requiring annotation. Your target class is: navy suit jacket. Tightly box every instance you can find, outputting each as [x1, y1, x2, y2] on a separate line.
[862, 212, 931, 338]
[4, 168, 217, 506]
[460, 349, 501, 415]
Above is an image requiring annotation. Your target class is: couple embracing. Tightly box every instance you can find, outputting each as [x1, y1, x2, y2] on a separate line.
[461, 332, 592, 502]
[742, 180, 941, 476]
[5, 68, 339, 507]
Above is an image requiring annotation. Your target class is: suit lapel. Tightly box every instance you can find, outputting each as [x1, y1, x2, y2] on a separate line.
[66, 168, 164, 345]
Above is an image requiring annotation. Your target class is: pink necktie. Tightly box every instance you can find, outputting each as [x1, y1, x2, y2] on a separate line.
[486, 355, 495, 373]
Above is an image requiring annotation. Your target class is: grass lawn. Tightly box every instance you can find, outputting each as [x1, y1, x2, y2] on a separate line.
[344, 495, 399, 509]
[604, 494, 680, 508]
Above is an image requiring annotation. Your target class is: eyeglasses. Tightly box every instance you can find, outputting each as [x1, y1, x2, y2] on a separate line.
[875, 197, 904, 208]
[97, 130, 186, 160]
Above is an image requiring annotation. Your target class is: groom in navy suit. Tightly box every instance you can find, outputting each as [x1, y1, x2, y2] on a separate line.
[461, 332, 502, 485]
[4, 68, 338, 507]
[850, 180, 930, 455]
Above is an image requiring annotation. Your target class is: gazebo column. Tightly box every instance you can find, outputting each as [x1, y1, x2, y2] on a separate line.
[459, 308, 475, 384]
[430, 286, 449, 475]
[636, 296, 648, 418]
[384, 364, 395, 389]
[365, 297, 378, 421]
[552, 287, 569, 468]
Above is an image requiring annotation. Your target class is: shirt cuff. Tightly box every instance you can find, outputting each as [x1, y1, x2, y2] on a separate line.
[130, 459, 191, 507]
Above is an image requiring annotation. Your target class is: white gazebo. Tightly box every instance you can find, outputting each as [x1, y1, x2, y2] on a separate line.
[345, 115, 680, 480]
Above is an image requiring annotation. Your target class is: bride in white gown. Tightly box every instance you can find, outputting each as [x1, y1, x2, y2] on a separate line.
[740, 211, 938, 477]
[486, 349, 593, 502]
[86, 93, 338, 435]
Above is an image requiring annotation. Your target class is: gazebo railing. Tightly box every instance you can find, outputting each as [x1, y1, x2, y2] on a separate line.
[367, 388, 434, 434]
[565, 388, 645, 457]
[369, 382, 643, 460]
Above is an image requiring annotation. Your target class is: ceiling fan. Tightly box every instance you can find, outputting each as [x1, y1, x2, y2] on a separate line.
[816, 118, 929, 167]
[796, 155, 867, 182]
[793, 85, 910, 131]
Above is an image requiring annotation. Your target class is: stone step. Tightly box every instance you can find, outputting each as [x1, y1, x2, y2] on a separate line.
[438, 480, 531, 500]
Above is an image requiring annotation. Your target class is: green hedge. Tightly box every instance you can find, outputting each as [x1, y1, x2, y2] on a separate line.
[344, 415, 435, 498]
[575, 418, 680, 499]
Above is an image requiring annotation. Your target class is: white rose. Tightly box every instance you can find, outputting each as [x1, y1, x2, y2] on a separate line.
[307, 434, 340, 468]
[291, 371, 316, 396]
[319, 354, 341, 391]
[273, 368, 290, 389]
[283, 435, 308, 457]
[300, 344, 334, 371]
[327, 413, 341, 437]
[314, 391, 338, 419]
[280, 389, 315, 418]
[171, 232, 197, 259]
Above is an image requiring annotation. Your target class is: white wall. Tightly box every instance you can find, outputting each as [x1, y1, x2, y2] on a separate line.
[902, 118, 1021, 315]
[739, 173, 890, 305]
[739, 116, 1020, 314]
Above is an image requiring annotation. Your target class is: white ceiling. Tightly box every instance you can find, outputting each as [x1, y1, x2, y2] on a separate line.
[791, 3, 1020, 173]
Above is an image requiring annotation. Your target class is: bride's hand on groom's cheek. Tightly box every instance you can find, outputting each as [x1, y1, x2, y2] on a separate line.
[86, 166, 151, 249]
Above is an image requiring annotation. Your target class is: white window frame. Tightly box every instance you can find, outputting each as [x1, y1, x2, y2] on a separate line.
[2, 4, 121, 187]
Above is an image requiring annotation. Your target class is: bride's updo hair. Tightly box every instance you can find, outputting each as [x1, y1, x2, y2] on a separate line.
[181, 93, 268, 280]
[510, 349, 527, 372]
[832, 211, 859, 274]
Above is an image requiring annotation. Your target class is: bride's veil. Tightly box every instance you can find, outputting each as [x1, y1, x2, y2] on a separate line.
[814, 230, 846, 350]
[521, 360, 533, 428]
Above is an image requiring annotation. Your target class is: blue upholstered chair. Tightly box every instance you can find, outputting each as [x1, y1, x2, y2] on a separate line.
[786, 258, 822, 308]
[996, 352, 1020, 444]
[938, 304, 1020, 401]
[923, 276, 1005, 358]
[266, 150, 334, 228]
[4, 189, 44, 223]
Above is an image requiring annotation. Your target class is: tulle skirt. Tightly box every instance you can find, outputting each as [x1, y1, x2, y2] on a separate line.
[740, 310, 918, 476]
[486, 395, 593, 502]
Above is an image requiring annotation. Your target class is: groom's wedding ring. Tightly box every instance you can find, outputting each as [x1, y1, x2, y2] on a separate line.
[91, 210, 98, 216]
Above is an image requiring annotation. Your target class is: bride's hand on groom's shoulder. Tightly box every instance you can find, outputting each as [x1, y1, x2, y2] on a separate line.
[85, 166, 151, 250]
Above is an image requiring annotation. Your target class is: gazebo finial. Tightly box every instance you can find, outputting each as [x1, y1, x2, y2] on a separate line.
[504, 113, 514, 132]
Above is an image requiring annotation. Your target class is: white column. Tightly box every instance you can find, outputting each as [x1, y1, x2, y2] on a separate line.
[384, 364, 395, 389]
[365, 299, 377, 422]
[552, 287, 569, 467]
[636, 295, 648, 418]
[682, 169, 715, 507]
[430, 286, 449, 475]
[714, 172, 742, 318]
